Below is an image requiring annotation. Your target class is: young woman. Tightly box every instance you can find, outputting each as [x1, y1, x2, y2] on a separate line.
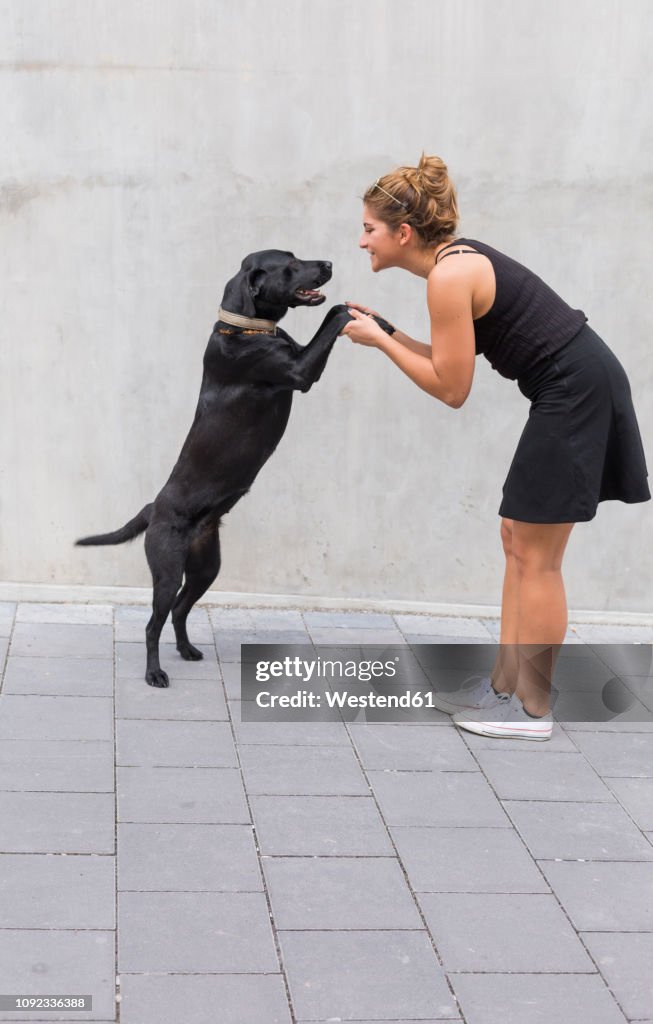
[341, 154, 650, 741]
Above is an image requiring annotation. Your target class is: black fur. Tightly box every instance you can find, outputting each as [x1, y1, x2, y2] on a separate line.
[76, 250, 357, 687]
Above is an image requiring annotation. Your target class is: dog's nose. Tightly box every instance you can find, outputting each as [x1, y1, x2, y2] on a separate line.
[322, 261, 332, 271]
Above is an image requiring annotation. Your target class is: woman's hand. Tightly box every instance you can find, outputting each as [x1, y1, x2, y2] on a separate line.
[340, 307, 389, 347]
[343, 300, 382, 318]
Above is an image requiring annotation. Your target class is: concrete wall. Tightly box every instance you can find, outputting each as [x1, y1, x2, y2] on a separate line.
[1, 0, 651, 612]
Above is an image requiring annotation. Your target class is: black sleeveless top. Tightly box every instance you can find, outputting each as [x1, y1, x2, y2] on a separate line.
[436, 238, 588, 380]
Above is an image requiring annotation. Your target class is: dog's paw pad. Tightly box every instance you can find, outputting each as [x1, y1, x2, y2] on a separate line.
[177, 643, 204, 661]
[146, 669, 170, 688]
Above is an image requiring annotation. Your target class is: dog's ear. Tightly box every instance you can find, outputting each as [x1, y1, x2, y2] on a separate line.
[223, 263, 265, 317]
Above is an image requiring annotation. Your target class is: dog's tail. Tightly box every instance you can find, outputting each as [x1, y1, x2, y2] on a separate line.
[75, 503, 153, 547]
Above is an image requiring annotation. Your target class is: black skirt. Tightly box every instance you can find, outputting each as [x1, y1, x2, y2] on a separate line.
[499, 324, 650, 523]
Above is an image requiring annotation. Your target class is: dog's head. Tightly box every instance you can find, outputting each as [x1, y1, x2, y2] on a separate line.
[221, 250, 332, 321]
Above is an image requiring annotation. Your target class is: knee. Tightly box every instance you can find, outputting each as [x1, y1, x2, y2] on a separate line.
[511, 539, 562, 575]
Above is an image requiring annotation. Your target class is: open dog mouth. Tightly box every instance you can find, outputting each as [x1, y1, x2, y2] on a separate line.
[294, 287, 326, 305]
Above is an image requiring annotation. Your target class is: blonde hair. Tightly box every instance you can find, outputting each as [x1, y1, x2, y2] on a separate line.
[363, 153, 459, 246]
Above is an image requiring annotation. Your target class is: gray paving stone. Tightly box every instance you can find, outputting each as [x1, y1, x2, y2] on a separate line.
[119, 972, 292, 1024]
[622, 674, 653, 711]
[503, 799, 653, 860]
[0, 695, 113, 742]
[389, 826, 549, 893]
[113, 603, 151, 620]
[115, 676, 227, 720]
[118, 891, 278, 972]
[0, 854, 114, 928]
[208, 606, 260, 629]
[239, 743, 368, 795]
[419, 892, 594, 972]
[116, 719, 237, 767]
[405, 634, 494, 645]
[395, 614, 493, 638]
[214, 630, 310, 662]
[580, 932, 653, 1021]
[588, 643, 653, 676]
[250, 795, 394, 856]
[540, 861, 653, 930]
[118, 823, 261, 892]
[11, 622, 113, 659]
[262, 857, 422, 929]
[0, 638, 7, 672]
[308, 627, 406, 646]
[564, 714, 653, 732]
[16, 603, 114, 625]
[605, 776, 653, 829]
[0, 929, 115, 1021]
[117, 766, 250, 824]
[555, 688, 653, 725]
[566, 730, 653, 776]
[550, 652, 618, 687]
[0, 792, 114, 853]
[369, 770, 510, 828]
[0, 602, 16, 637]
[209, 606, 306, 630]
[470, 750, 613, 801]
[115, 640, 218, 680]
[305, 610, 397, 629]
[348, 723, 477, 770]
[220, 660, 245, 700]
[0, 739, 113, 792]
[232, 706, 350, 744]
[2, 655, 114, 696]
[577, 624, 653, 642]
[244, 608, 307, 630]
[278, 929, 458, 1021]
[450, 973, 627, 1024]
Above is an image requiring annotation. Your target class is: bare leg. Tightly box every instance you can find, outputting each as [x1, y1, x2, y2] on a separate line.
[491, 518, 575, 714]
[511, 520, 575, 715]
[491, 518, 520, 694]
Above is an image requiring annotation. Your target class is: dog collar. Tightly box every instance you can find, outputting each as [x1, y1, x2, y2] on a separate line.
[218, 307, 278, 335]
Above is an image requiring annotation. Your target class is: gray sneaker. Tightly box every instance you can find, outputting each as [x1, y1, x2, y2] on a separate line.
[430, 675, 511, 715]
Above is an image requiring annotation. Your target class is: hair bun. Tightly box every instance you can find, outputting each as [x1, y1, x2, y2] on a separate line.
[363, 154, 459, 246]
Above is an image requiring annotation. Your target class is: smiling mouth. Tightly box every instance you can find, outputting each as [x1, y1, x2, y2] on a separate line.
[294, 288, 326, 305]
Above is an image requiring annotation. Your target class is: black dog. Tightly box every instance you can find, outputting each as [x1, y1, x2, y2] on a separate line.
[76, 250, 391, 688]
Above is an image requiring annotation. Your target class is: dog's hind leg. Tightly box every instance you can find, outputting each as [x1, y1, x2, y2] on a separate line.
[144, 522, 188, 688]
[171, 522, 221, 661]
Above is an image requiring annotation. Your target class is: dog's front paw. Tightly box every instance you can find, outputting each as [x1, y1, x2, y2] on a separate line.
[146, 668, 170, 688]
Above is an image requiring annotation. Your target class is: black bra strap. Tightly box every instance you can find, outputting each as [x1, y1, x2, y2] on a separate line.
[436, 249, 481, 263]
[435, 239, 480, 264]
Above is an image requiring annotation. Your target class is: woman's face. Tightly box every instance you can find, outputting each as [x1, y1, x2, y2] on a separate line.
[358, 204, 403, 272]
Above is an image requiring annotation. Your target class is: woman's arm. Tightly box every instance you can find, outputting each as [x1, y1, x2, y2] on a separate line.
[391, 328, 433, 358]
[344, 301, 432, 357]
[342, 271, 476, 408]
